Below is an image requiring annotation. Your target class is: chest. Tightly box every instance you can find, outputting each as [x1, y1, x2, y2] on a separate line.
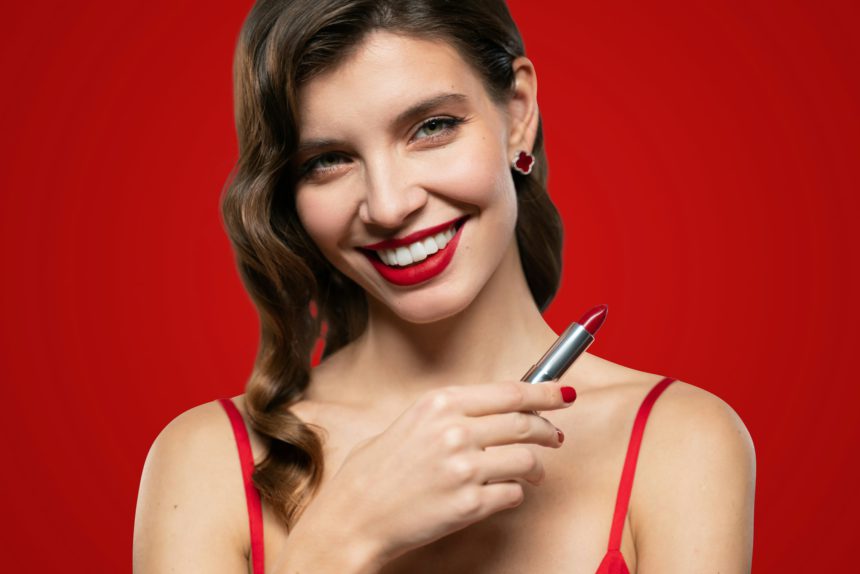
[378, 445, 636, 573]
[259, 408, 640, 573]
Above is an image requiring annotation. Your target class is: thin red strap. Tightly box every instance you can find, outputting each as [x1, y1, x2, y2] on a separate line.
[607, 377, 677, 551]
[218, 398, 265, 574]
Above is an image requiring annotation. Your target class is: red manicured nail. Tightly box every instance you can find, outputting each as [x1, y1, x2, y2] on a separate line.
[561, 386, 577, 403]
[556, 429, 565, 444]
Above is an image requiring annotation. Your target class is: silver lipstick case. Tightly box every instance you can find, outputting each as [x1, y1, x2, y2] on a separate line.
[522, 322, 593, 383]
[521, 322, 593, 414]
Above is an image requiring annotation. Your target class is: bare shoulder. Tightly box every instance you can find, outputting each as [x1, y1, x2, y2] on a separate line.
[133, 399, 252, 573]
[565, 356, 753, 453]
[636, 379, 756, 473]
[631, 380, 756, 571]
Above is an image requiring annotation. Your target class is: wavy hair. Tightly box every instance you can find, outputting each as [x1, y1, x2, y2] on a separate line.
[221, 0, 564, 528]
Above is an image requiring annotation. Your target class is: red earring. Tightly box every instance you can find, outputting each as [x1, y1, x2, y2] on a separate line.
[512, 150, 535, 175]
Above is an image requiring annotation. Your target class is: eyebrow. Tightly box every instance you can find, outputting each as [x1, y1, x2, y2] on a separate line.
[393, 92, 469, 127]
[295, 92, 469, 155]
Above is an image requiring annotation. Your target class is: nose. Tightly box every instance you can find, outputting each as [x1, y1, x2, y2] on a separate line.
[358, 155, 427, 229]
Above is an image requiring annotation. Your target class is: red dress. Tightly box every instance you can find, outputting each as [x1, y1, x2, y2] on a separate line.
[219, 376, 678, 573]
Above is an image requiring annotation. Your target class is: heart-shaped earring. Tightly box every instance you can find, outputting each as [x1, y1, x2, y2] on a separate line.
[512, 150, 535, 175]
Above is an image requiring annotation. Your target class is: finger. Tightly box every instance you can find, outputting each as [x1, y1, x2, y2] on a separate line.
[454, 380, 576, 417]
[475, 446, 546, 486]
[469, 411, 563, 449]
[454, 482, 525, 523]
[480, 481, 525, 512]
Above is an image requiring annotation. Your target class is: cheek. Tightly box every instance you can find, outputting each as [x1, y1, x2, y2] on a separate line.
[427, 135, 512, 209]
[295, 192, 351, 256]
[429, 136, 517, 232]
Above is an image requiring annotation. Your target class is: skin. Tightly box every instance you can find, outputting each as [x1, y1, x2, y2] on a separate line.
[133, 31, 756, 573]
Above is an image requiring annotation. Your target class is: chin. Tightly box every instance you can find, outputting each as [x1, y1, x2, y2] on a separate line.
[373, 281, 479, 325]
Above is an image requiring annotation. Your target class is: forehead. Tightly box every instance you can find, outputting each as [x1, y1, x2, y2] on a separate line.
[296, 31, 488, 134]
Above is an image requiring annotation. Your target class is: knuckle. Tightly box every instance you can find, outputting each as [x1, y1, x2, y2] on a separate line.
[453, 487, 483, 518]
[441, 425, 470, 451]
[517, 447, 539, 471]
[512, 412, 532, 439]
[421, 388, 457, 414]
[446, 456, 478, 483]
[503, 381, 526, 406]
[431, 388, 458, 412]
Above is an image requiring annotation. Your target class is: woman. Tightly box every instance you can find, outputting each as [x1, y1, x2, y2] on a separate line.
[133, 1, 756, 572]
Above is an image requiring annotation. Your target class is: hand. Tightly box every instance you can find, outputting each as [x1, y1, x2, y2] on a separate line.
[298, 380, 576, 567]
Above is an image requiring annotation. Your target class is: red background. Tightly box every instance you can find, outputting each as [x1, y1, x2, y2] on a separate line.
[1, 1, 857, 571]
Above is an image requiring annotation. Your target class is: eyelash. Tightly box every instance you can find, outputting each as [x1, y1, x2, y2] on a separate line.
[413, 116, 466, 140]
[298, 116, 467, 178]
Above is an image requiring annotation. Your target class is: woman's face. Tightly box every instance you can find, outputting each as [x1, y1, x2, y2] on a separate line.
[293, 30, 534, 324]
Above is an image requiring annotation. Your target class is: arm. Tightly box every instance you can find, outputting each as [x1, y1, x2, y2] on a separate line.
[133, 401, 386, 574]
[133, 401, 251, 573]
[633, 382, 756, 573]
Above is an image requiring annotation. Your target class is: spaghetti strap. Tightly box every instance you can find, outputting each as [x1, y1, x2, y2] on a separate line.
[606, 377, 677, 551]
[218, 398, 265, 574]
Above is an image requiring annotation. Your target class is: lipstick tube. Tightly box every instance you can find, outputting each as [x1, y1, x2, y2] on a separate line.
[520, 322, 594, 384]
[520, 304, 608, 414]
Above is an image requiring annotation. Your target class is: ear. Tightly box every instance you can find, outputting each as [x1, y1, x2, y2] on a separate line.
[505, 56, 539, 160]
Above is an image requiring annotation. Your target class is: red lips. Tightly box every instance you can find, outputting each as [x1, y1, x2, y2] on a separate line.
[361, 217, 467, 286]
[361, 215, 468, 250]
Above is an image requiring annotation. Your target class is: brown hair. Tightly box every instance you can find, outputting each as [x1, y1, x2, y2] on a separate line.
[221, 0, 564, 528]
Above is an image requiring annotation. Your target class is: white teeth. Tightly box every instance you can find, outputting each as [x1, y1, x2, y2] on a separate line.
[395, 246, 413, 266]
[422, 236, 439, 255]
[373, 222, 461, 267]
[409, 242, 428, 262]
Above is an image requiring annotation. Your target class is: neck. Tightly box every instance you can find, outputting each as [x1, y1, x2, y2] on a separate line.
[332, 239, 565, 409]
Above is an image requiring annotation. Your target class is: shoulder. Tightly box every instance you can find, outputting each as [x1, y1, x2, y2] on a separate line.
[573, 357, 754, 460]
[638, 380, 756, 472]
[139, 398, 251, 485]
[133, 398, 252, 572]
[631, 380, 756, 569]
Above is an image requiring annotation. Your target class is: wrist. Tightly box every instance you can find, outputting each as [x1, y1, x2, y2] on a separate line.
[343, 535, 386, 574]
[271, 515, 386, 574]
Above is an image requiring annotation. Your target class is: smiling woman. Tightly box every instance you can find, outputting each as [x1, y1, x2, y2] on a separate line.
[292, 31, 537, 320]
[133, 1, 755, 573]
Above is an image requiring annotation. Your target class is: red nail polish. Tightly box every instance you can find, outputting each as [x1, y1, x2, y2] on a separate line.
[557, 429, 565, 444]
[561, 386, 577, 403]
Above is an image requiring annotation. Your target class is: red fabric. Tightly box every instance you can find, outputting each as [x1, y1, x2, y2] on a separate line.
[595, 376, 677, 573]
[218, 398, 265, 574]
[596, 549, 632, 574]
[219, 377, 677, 574]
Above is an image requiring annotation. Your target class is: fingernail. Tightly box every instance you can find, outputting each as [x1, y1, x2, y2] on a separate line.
[556, 428, 565, 444]
[561, 386, 577, 403]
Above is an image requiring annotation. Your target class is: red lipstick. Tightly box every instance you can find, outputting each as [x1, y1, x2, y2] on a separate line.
[578, 304, 608, 335]
[362, 215, 467, 250]
[360, 217, 467, 287]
